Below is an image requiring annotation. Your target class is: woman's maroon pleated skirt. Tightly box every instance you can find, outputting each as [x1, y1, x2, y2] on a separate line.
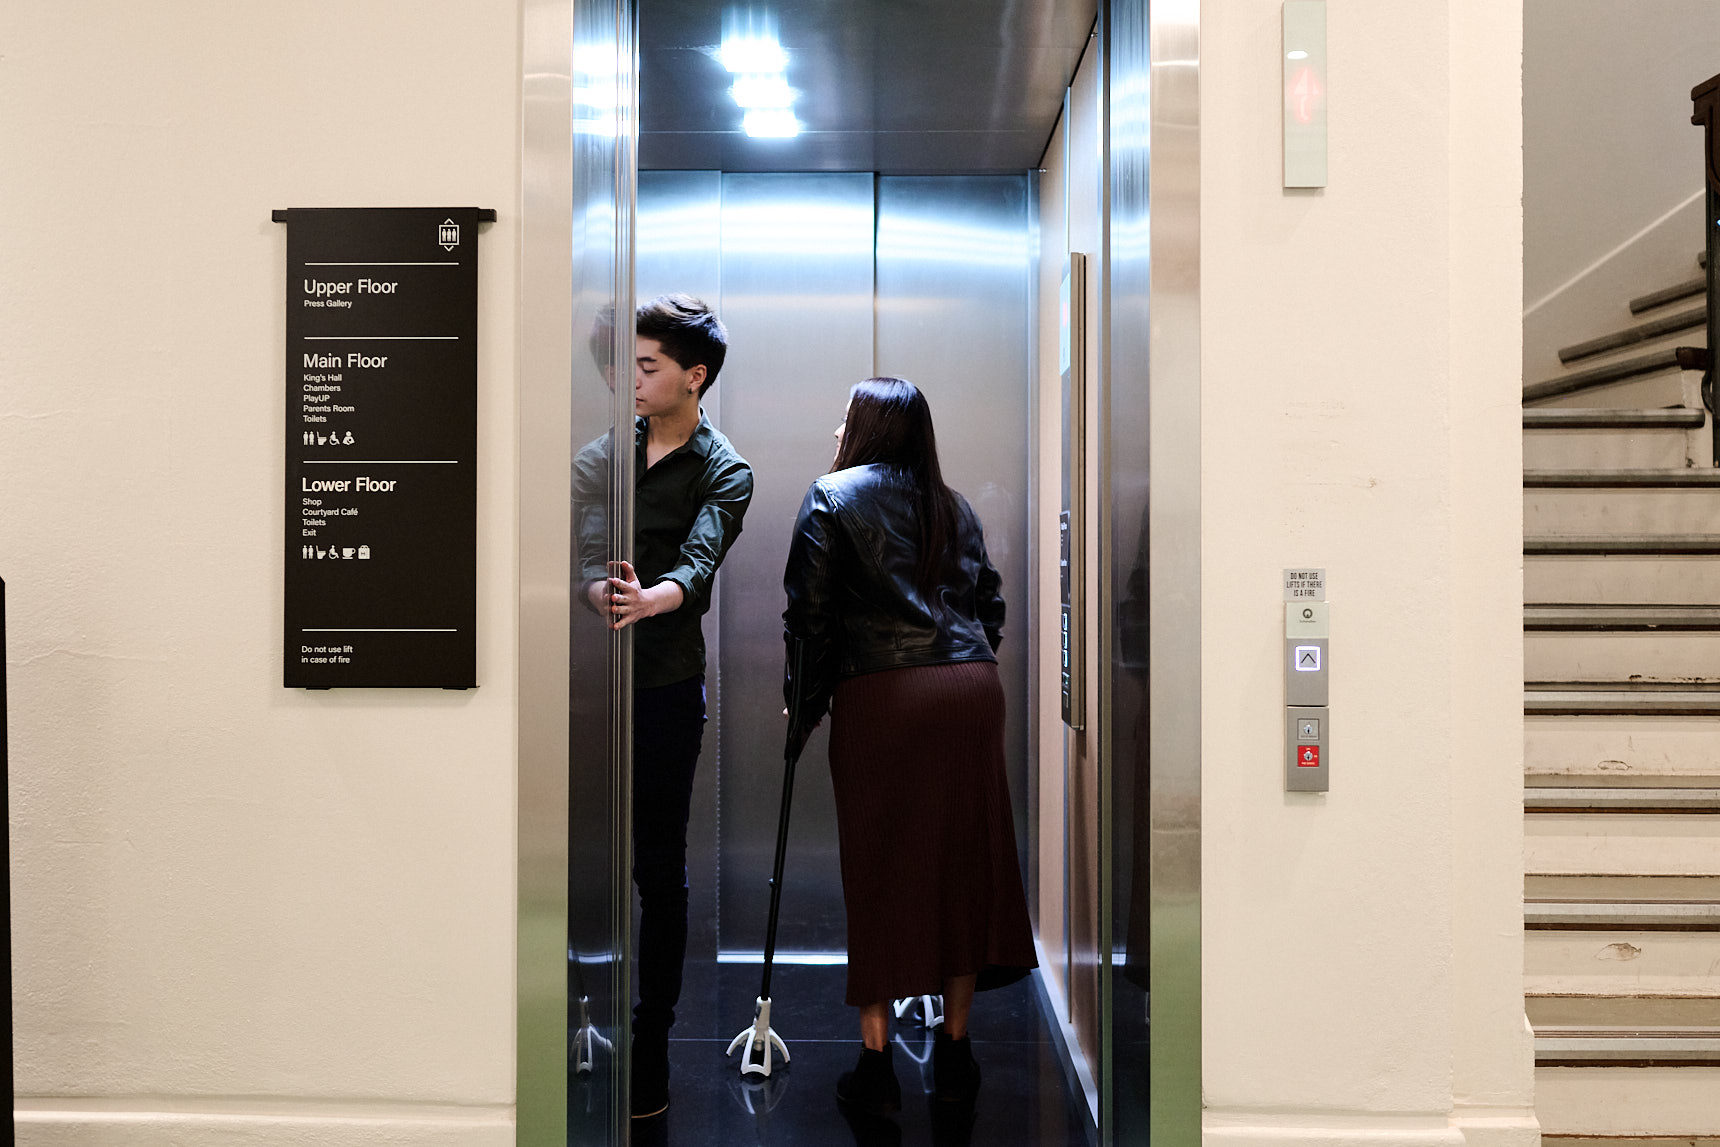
[828, 659, 1037, 1006]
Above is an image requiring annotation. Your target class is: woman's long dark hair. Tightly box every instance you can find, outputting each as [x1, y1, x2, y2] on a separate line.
[832, 377, 960, 601]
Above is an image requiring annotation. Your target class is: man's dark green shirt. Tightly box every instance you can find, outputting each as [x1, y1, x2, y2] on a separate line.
[574, 412, 753, 688]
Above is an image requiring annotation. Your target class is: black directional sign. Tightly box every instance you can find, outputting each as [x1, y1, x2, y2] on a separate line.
[280, 207, 481, 688]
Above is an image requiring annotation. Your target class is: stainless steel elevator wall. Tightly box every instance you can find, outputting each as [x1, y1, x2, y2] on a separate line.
[874, 176, 1034, 876]
[714, 172, 878, 956]
[635, 170, 723, 963]
[635, 172, 1033, 960]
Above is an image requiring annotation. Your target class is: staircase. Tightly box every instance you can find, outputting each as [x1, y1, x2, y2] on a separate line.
[1523, 251, 1720, 1144]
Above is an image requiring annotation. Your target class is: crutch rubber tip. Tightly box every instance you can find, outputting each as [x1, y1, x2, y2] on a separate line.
[727, 996, 789, 1078]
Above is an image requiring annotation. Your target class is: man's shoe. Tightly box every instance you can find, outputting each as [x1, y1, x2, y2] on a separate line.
[932, 1029, 981, 1103]
[835, 1045, 902, 1117]
[630, 1029, 670, 1119]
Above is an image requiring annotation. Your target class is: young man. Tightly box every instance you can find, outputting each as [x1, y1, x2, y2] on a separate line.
[595, 294, 753, 1120]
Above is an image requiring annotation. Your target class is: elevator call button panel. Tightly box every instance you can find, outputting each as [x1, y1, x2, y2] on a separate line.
[1283, 572, 1329, 791]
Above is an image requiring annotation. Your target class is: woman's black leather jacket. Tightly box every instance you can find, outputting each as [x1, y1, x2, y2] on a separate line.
[782, 463, 1004, 747]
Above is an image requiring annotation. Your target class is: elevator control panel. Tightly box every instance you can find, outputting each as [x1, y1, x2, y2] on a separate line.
[1284, 569, 1329, 791]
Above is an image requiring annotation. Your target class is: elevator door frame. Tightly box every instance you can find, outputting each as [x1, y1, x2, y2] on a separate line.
[515, 2, 1202, 1145]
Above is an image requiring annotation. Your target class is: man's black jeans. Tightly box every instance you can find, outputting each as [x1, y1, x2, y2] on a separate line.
[632, 674, 706, 1038]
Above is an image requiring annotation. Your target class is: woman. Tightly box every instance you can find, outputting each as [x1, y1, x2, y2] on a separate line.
[782, 376, 1037, 1118]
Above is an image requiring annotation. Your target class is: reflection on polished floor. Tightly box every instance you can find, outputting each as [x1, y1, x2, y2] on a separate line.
[614, 963, 1089, 1147]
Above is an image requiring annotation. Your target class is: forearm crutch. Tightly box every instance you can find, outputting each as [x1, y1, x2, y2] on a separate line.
[726, 637, 808, 1078]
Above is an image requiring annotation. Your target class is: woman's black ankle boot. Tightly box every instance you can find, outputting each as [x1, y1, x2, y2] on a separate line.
[836, 1045, 902, 1116]
[933, 1029, 981, 1103]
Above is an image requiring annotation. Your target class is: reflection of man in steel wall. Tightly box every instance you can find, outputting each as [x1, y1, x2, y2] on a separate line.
[567, 303, 620, 1101]
[573, 295, 753, 1121]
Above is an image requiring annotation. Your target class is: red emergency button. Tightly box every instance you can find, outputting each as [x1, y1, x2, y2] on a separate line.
[1298, 745, 1320, 768]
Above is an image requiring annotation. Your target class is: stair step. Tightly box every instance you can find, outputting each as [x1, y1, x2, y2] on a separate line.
[1537, 1028, 1720, 1065]
[1526, 349, 1687, 403]
[1561, 307, 1708, 365]
[1527, 483, 1720, 536]
[1526, 812, 1720, 875]
[1556, 334, 1708, 384]
[1526, 468, 1720, 487]
[1528, 718, 1720, 779]
[1531, 366, 1697, 410]
[1527, 535, 1720, 555]
[1527, 605, 1720, 630]
[1631, 276, 1709, 315]
[1523, 409, 1707, 470]
[1525, 427, 1701, 470]
[1528, 929, 1720, 992]
[1537, 1064, 1720, 1136]
[1527, 900, 1720, 929]
[1530, 995, 1720, 1027]
[1526, 632, 1720, 682]
[1550, 323, 1707, 378]
[1526, 874, 1720, 899]
[1526, 683, 1720, 716]
[1526, 556, 1720, 605]
[1523, 407, 1706, 430]
[1525, 783, 1720, 812]
[1527, 491, 1720, 538]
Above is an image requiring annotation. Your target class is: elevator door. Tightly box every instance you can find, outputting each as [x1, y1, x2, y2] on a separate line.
[519, 0, 634, 1143]
[636, 171, 1034, 963]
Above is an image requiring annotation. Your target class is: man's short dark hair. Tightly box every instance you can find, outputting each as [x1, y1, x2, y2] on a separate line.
[637, 294, 728, 397]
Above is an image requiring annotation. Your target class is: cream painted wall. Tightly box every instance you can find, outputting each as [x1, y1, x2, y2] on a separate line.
[1450, 3, 1536, 1139]
[1, 4, 522, 1144]
[1200, 3, 1533, 1147]
[1522, 0, 1720, 378]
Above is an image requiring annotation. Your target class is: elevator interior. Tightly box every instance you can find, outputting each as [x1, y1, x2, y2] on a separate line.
[520, 1, 1193, 1143]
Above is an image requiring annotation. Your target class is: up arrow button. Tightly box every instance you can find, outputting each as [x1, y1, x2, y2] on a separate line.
[1285, 601, 1329, 708]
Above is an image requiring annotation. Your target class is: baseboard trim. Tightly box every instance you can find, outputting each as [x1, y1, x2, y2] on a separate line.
[1203, 1108, 1539, 1147]
[14, 1098, 514, 1147]
[1205, 1112, 1464, 1147]
[1452, 1107, 1543, 1147]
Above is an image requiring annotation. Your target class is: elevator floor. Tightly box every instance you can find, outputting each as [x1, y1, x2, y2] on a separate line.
[631, 961, 1091, 1147]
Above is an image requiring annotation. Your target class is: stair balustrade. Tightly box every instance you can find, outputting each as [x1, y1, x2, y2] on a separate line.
[1691, 71, 1720, 463]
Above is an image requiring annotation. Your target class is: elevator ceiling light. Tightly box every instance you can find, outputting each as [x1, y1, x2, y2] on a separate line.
[743, 108, 799, 137]
[732, 73, 796, 109]
[720, 35, 788, 74]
